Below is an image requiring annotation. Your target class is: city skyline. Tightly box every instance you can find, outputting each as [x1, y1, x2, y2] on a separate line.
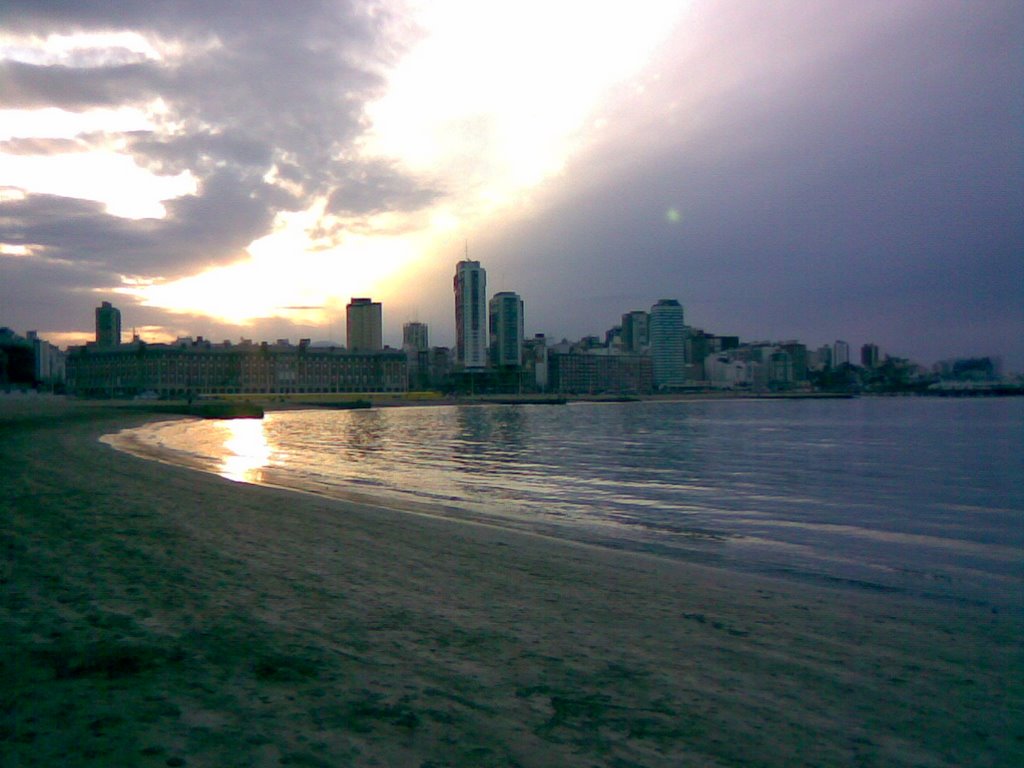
[4, 275, 1015, 376]
[1, 1, 1021, 370]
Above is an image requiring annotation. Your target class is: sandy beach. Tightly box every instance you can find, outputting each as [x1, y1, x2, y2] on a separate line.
[2, 398, 1021, 767]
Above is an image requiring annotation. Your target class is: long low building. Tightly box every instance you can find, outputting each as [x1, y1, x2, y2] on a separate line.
[547, 351, 652, 395]
[66, 338, 408, 397]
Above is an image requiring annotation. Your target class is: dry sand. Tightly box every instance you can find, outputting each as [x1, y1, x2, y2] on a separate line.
[2, 397, 1021, 767]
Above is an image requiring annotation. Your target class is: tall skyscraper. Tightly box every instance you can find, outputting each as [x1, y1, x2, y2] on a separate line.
[649, 299, 685, 390]
[489, 291, 524, 368]
[346, 298, 382, 351]
[833, 340, 850, 367]
[454, 260, 487, 369]
[620, 310, 649, 352]
[402, 322, 429, 352]
[95, 301, 121, 347]
[861, 343, 880, 368]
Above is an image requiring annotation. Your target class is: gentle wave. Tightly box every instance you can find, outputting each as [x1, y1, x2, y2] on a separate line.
[104, 398, 1024, 607]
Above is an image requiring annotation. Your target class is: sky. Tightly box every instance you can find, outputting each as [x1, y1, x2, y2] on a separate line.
[1, 0, 1021, 370]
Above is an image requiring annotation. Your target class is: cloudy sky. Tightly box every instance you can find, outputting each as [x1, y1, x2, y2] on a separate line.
[1, 0, 1021, 369]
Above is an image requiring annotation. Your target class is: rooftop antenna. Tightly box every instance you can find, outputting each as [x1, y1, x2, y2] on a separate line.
[465, 239, 469, 259]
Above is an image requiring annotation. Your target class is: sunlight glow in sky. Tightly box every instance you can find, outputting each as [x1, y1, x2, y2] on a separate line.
[103, 1, 692, 330]
[1, 150, 197, 219]
[122, 217, 422, 331]
[3, 1, 1020, 367]
[0, 2, 688, 331]
[365, 2, 690, 212]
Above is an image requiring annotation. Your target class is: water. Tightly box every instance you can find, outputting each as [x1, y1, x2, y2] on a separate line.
[105, 398, 1024, 608]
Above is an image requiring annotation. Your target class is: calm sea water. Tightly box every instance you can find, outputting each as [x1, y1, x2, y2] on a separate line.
[106, 398, 1024, 607]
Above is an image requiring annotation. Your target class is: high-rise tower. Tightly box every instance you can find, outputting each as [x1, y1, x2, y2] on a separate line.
[620, 310, 650, 352]
[833, 340, 850, 368]
[95, 301, 122, 347]
[649, 299, 685, 390]
[346, 298, 382, 351]
[454, 260, 487, 369]
[860, 343, 879, 368]
[489, 291, 524, 368]
[402, 322, 429, 352]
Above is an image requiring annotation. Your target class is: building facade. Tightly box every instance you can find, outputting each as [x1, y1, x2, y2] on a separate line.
[522, 334, 549, 391]
[27, 331, 65, 389]
[454, 260, 487, 369]
[95, 301, 122, 347]
[66, 339, 407, 397]
[620, 310, 649, 352]
[488, 291, 524, 368]
[548, 350, 652, 394]
[346, 298, 383, 351]
[833, 340, 851, 367]
[861, 343, 880, 368]
[649, 299, 685, 390]
[402, 322, 429, 352]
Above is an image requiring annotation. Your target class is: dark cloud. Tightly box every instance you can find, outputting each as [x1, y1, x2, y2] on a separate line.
[0, 194, 155, 269]
[327, 160, 442, 215]
[457, 0, 1024, 368]
[0, 250, 120, 338]
[125, 131, 273, 176]
[0, 0, 434, 282]
[0, 59, 161, 110]
[2, 0, 1021, 370]
[0, 174, 272, 276]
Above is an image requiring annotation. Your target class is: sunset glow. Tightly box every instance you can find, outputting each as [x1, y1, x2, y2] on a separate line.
[0, 2, 691, 329]
[1, 1, 1020, 367]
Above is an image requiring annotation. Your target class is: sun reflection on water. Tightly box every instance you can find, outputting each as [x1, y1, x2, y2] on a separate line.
[218, 418, 272, 483]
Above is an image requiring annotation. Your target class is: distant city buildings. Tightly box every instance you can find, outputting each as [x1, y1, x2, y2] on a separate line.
[66, 337, 407, 397]
[861, 343, 880, 368]
[27, 331, 65, 388]
[0, 328, 37, 389]
[620, 310, 649, 353]
[1, 327, 65, 391]
[649, 299, 685, 390]
[402, 322, 429, 352]
[489, 291, 524, 368]
[346, 298, 382, 351]
[402, 322, 430, 390]
[548, 349, 652, 394]
[933, 357, 1001, 382]
[453, 259, 488, 370]
[6, 268, 1018, 399]
[523, 334, 549, 391]
[95, 301, 121, 347]
[833, 340, 850, 368]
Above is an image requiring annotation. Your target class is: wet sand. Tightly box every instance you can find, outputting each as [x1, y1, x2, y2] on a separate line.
[2, 398, 1021, 767]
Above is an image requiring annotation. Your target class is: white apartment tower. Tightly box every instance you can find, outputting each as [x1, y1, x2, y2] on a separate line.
[454, 260, 487, 369]
[489, 291, 524, 368]
[649, 299, 685, 390]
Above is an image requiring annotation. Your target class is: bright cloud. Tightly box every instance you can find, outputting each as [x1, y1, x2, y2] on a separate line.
[1, 1, 1019, 369]
[364, 1, 691, 216]
[1, 149, 197, 219]
[0, 34, 197, 218]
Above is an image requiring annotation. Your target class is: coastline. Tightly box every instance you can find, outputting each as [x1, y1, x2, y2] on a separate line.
[2, 398, 1021, 766]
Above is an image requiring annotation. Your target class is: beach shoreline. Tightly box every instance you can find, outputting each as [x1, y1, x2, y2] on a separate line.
[2, 397, 1021, 766]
